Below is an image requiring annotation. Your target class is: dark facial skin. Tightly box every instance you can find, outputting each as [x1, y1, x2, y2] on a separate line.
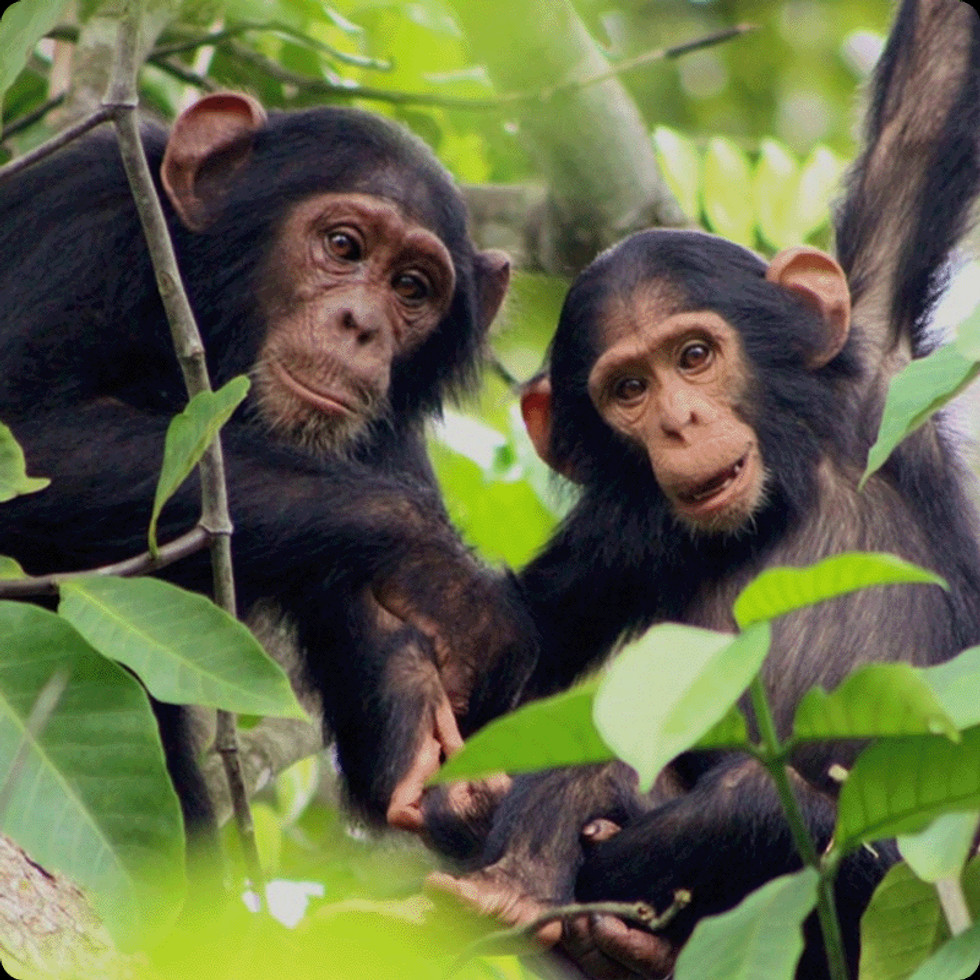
[587, 288, 765, 535]
[253, 192, 456, 453]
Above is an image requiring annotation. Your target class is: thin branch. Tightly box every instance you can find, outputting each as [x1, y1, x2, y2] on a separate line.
[152, 21, 393, 71]
[456, 892, 691, 964]
[0, 94, 67, 142]
[103, 0, 261, 892]
[0, 526, 213, 598]
[936, 878, 973, 936]
[0, 106, 112, 184]
[500, 24, 757, 104]
[747, 676, 849, 980]
[147, 55, 218, 92]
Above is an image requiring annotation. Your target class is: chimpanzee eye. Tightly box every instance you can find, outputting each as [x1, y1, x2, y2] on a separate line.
[678, 341, 712, 371]
[612, 376, 647, 402]
[325, 229, 362, 261]
[393, 272, 430, 303]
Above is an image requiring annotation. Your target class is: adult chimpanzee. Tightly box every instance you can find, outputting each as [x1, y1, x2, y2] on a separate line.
[0, 93, 531, 833]
[427, 0, 980, 976]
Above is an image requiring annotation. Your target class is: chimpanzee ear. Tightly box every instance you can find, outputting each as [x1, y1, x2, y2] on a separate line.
[521, 373, 558, 467]
[473, 249, 511, 332]
[765, 246, 851, 368]
[161, 93, 267, 232]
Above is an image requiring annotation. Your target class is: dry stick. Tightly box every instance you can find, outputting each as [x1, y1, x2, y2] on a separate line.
[0, 93, 67, 142]
[0, 105, 112, 183]
[0, 527, 212, 598]
[103, 0, 264, 895]
[455, 892, 691, 966]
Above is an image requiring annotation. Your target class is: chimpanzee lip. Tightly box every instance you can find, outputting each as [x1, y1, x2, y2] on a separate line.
[676, 451, 750, 507]
[271, 359, 355, 415]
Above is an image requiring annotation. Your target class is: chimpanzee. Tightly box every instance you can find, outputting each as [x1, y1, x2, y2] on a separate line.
[0, 92, 533, 832]
[427, 0, 980, 976]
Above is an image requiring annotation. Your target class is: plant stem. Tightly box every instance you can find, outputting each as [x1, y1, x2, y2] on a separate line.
[748, 675, 850, 980]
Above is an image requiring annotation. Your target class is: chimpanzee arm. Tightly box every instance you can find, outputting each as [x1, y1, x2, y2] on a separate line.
[835, 0, 979, 364]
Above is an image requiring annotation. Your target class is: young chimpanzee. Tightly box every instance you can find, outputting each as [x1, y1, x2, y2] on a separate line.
[0, 93, 532, 833]
[429, 0, 980, 976]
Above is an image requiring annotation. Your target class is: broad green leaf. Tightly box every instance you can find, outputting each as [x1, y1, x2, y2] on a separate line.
[652, 126, 702, 220]
[148, 377, 250, 555]
[836, 727, 980, 853]
[921, 646, 980, 730]
[0, 555, 25, 579]
[59, 576, 304, 718]
[793, 663, 957, 742]
[674, 868, 819, 980]
[431, 683, 610, 784]
[733, 552, 946, 629]
[907, 921, 980, 980]
[594, 623, 769, 791]
[859, 863, 946, 980]
[899, 811, 980, 883]
[796, 145, 846, 238]
[0, 601, 184, 948]
[0, 422, 49, 503]
[949, 302, 980, 361]
[753, 139, 801, 250]
[696, 703, 750, 749]
[862, 343, 980, 486]
[703, 137, 755, 247]
[0, 0, 70, 128]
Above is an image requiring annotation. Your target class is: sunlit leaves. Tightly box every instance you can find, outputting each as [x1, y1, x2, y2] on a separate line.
[432, 683, 610, 784]
[674, 869, 819, 980]
[0, 422, 49, 503]
[0, 601, 184, 949]
[859, 863, 948, 980]
[732, 552, 945, 629]
[793, 663, 957, 742]
[149, 377, 250, 555]
[59, 576, 304, 717]
[0, 0, 70, 128]
[652, 126, 701, 219]
[594, 622, 770, 791]
[835, 727, 980, 853]
[898, 811, 980, 883]
[703, 137, 755, 247]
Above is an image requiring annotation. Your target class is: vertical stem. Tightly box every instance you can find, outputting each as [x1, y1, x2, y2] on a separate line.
[748, 676, 851, 980]
[104, 0, 263, 893]
[936, 878, 972, 936]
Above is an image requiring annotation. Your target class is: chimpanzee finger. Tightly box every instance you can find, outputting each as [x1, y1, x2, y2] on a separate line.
[558, 914, 676, 979]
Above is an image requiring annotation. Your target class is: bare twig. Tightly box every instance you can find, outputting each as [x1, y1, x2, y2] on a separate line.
[0, 94, 67, 142]
[152, 20, 392, 71]
[104, 0, 261, 892]
[147, 55, 218, 92]
[936, 878, 973, 936]
[0, 106, 111, 184]
[455, 891, 691, 965]
[0, 526, 213, 598]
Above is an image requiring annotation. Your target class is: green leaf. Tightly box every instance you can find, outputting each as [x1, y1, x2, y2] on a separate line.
[652, 126, 702, 220]
[796, 145, 846, 239]
[949, 301, 980, 361]
[0, 0, 70, 129]
[593, 623, 768, 791]
[835, 727, 980, 853]
[431, 683, 611, 784]
[0, 601, 184, 948]
[702, 137, 756, 247]
[696, 703, 750, 749]
[674, 868, 819, 980]
[753, 138, 801, 250]
[58, 576, 304, 718]
[0, 422, 49, 503]
[920, 646, 980, 730]
[793, 663, 958, 742]
[907, 921, 980, 980]
[0, 555, 25, 579]
[862, 343, 980, 486]
[733, 552, 946, 629]
[859, 863, 946, 980]
[899, 811, 980, 883]
[148, 377, 250, 555]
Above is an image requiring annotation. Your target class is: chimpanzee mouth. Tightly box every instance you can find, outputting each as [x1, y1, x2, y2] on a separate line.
[271, 360, 355, 415]
[677, 453, 749, 506]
